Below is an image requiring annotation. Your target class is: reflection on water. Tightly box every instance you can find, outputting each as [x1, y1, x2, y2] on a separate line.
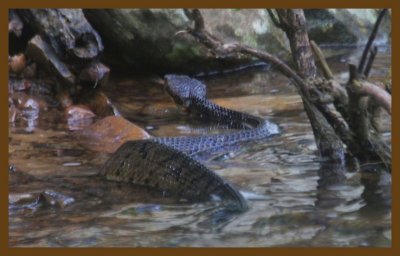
[9, 48, 391, 247]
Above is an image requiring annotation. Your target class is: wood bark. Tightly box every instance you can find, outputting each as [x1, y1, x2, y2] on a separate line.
[181, 8, 391, 171]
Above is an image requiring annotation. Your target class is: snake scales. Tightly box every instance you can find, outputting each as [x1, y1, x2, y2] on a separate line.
[102, 75, 279, 211]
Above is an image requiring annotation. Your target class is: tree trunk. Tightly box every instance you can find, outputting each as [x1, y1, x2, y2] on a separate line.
[275, 9, 317, 78]
[274, 9, 346, 163]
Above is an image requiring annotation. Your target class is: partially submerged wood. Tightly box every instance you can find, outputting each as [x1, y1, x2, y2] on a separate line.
[181, 9, 346, 163]
[181, 8, 391, 171]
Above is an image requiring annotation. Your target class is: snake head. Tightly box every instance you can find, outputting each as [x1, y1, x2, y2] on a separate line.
[164, 74, 207, 111]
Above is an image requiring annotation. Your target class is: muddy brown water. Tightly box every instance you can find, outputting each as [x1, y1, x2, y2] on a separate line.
[9, 48, 391, 247]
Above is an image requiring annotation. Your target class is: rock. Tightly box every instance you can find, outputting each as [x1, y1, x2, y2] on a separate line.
[66, 105, 96, 131]
[66, 104, 96, 120]
[17, 9, 103, 59]
[9, 190, 75, 211]
[21, 98, 40, 122]
[76, 116, 151, 153]
[79, 60, 110, 87]
[9, 103, 19, 123]
[9, 78, 32, 91]
[26, 35, 76, 86]
[213, 94, 303, 115]
[83, 9, 390, 74]
[11, 92, 48, 111]
[21, 63, 37, 78]
[304, 9, 391, 47]
[17, 9, 108, 96]
[57, 90, 74, 108]
[9, 168, 37, 186]
[8, 10, 23, 37]
[38, 190, 75, 208]
[23, 97, 40, 110]
[8, 53, 27, 74]
[80, 91, 115, 117]
[9, 78, 58, 110]
[83, 9, 288, 74]
[8, 80, 57, 123]
[9, 193, 36, 205]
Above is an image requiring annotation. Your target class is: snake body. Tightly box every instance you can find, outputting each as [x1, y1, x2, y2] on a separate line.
[102, 75, 279, 211]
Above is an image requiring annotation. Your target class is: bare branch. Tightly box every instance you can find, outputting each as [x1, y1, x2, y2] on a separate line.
[183, 8, 348, 163]
[273, 9, 291, 30]
[310, 40, 334, 79]
[267, 9, 284, 29]
[317, 104, 353, 147]
[183, 9, 224, 53]
[190, 9, 206, 31]
[329, 80, 348, 105]
[358, 9, 388, 74]
[174, 29, 190, 37]
[182, 9, 307, 93]
[364, 46, 378, 77]
[358, 81, 391, 114]
[182, 8, 390, 166]
[348, 63, 360, 83]
[347, 62, 391, 114]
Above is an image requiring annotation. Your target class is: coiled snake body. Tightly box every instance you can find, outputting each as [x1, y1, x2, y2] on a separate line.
[102, 75, 279, 211]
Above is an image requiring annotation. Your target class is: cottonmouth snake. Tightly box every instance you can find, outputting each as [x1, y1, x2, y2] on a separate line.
[102, 75, 279, 211]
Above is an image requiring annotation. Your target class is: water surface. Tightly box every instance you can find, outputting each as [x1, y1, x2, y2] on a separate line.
[9, 48, 391, 247]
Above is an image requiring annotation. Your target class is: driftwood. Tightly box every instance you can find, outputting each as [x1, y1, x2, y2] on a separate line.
[180, 9, 391, 171]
